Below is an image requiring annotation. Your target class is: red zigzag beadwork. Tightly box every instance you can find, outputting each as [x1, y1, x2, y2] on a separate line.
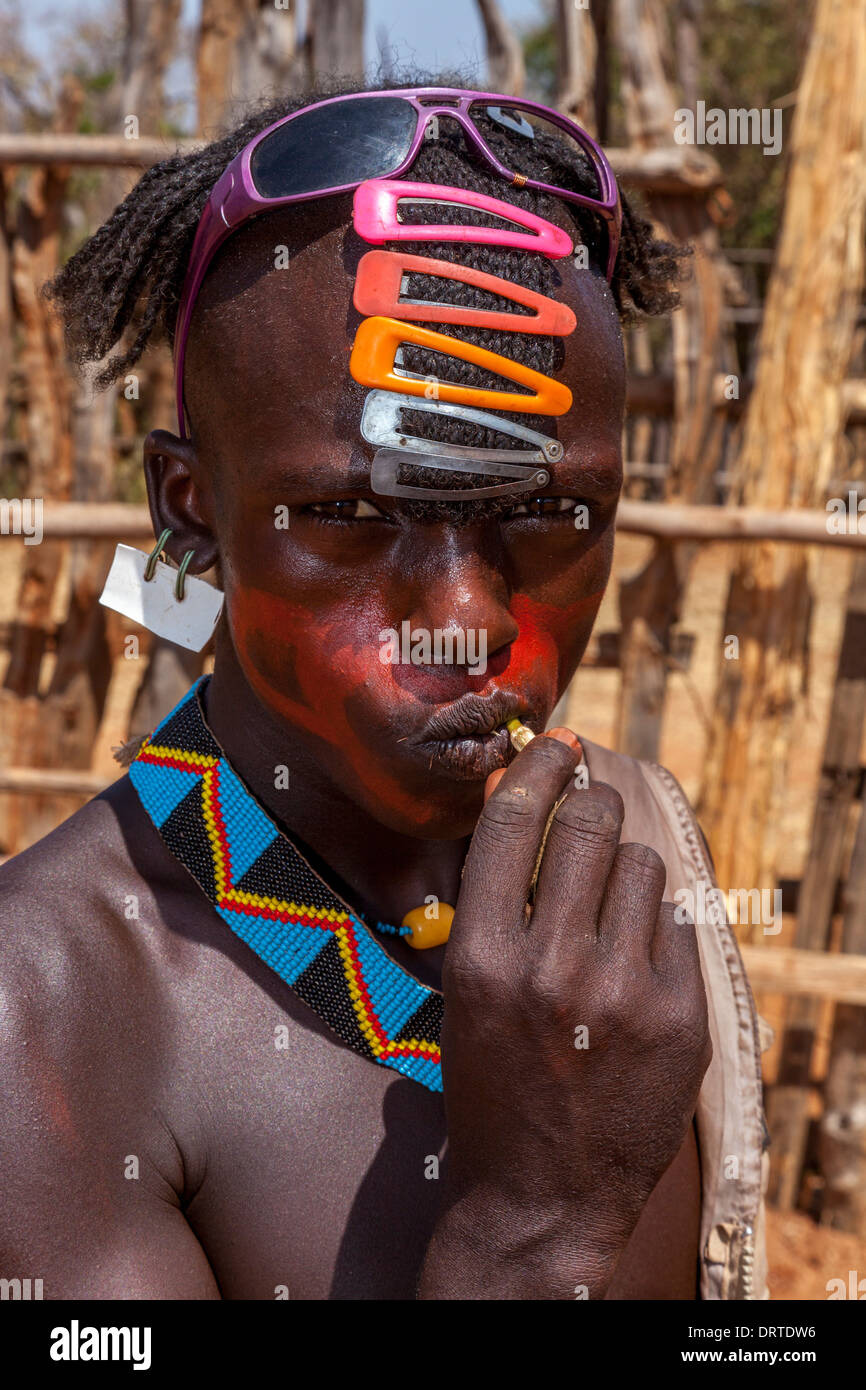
[128, 678, 444, 1092]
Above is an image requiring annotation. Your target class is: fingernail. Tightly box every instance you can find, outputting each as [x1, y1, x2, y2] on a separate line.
[484, 768, 507, 802]
[546, 727, 582, 752]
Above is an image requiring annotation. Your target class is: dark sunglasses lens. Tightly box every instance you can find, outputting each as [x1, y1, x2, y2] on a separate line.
[250, 96, 417, 198]
[468, 101, 603, 201]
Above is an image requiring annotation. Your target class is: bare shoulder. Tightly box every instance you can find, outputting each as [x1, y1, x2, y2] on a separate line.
[0, 781, 220, 1297]
[0, 778, 156, 986]
[0, 776, 195, 1077]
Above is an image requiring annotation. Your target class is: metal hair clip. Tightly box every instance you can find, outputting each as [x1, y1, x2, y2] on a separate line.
[361, 390, 563, 466]
[370, 448, 549, 501]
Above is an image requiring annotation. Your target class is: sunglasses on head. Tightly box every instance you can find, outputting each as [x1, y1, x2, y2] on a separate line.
[172, 87, 622, 437]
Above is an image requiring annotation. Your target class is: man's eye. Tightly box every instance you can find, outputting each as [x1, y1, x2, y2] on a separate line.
[505, 496, 583, 518]
[306, 498, 386, 521]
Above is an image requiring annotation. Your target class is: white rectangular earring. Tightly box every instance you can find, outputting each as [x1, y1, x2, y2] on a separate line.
[100, 528, 224, 652]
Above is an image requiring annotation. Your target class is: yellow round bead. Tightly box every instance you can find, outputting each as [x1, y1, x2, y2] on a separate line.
[401, 902, 455, 950]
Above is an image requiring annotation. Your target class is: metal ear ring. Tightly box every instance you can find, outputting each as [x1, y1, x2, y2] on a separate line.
[144, 528, 172, 582]
[100, 530, 224, 653]
[174, 550, 195, 603]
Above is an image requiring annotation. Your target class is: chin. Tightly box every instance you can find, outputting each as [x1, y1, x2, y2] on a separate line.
[350, 773, 485, 842]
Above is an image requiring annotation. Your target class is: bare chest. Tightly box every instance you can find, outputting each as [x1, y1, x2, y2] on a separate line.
[158, 930, 700, 1300]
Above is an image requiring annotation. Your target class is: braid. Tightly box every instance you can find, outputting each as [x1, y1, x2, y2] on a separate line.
[45, 99, 320, 389]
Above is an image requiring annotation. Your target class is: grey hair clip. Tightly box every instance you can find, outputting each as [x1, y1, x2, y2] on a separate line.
[370, 448, 549, 501]
[361, 390, 562, 463]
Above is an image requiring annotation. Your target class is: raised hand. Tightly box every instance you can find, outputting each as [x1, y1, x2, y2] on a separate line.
[419, 729, 711, 1300]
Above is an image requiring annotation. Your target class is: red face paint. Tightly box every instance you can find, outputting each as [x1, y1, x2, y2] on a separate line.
[231, 585, 432, 823]
[181, 198, 624, 837]
[507, 589, 606, 708]
[228, 564, 606, 835]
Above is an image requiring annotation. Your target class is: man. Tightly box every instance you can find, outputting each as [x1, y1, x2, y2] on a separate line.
[0, 82, 768, 1299]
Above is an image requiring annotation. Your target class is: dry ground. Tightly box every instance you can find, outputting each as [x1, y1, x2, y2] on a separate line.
[766, 1209, 864, 1300]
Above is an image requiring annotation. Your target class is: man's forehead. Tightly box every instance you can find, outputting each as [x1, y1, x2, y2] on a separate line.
[183, 200, 625, 470]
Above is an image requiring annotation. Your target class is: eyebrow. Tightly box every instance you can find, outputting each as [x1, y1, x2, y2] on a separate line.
[281, 444, 621, 500]
[272, 447, 373, 494]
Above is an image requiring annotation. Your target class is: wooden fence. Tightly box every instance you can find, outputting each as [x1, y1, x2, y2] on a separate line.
[1, 0, 865, 1241]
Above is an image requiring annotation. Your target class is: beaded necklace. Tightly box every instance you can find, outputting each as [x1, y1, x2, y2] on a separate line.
[128, 677, 443, 1092]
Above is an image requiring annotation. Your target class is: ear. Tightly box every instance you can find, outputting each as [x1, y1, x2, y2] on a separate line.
[143, 429, 219, 573]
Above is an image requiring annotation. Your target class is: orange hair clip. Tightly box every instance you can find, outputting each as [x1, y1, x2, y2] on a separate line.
[353, 250, 576, 336]
[349, 316, 572, 416]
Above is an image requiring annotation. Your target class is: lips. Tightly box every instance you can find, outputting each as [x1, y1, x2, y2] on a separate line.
[411, 689, 533, 781]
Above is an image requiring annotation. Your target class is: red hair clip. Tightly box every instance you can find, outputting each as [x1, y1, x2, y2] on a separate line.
[353, 250, 576, 336]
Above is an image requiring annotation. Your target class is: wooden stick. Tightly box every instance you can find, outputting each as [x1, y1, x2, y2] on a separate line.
[741, 945, 866, 1007]
[0, 133, 722, 192]
[626, 372, 866, 424]
[0, 767, 113, 795]
[2, 500, 866, 547]
[617, 501, 866, 546]
[0, 134, 203, 167]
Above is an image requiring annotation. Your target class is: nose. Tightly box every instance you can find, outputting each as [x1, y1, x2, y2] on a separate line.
[403, 525, 519, 669]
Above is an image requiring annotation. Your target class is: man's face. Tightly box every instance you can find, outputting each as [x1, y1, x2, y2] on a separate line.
[182, 201, 625, 839]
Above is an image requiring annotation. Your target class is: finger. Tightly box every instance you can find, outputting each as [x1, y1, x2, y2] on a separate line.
[530, 781, 624, 941]
[651, 899, 704, 981]
[483, 768, 507, 803]
[596, 841, 667, 954]
[651, 903, 710, 1066]
[456, 730, 582, 940]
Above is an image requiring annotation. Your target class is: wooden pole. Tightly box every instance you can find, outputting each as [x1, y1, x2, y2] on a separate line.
[0, 171, 10, 447]
[555, 0, 597, 132]
[818, 412, 866, 1235]
[675, 0, 702, 115]
[0, 78, 80, 853]
[198, 0, 306, 135]
[120, 0, 182, 129]
[613, 0, 676, 149]
[607, 0, 730, 762]
[698, 0, 866, 898]
[740, 946, 866, 1007]
[819, 791, 866, 1232]
[476, 0, 525, 96]
[0, 135, 723, 194]
[197, 0, 251, 133]
[308, 0, 366, 84]
[2, 499, 865, 546]
[766, 554, 866, 1207]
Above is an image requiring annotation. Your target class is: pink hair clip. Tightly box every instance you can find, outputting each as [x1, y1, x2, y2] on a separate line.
[353, 179, 573, 259]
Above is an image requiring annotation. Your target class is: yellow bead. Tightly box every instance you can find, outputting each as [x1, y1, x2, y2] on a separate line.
[401, 902, 455, 950]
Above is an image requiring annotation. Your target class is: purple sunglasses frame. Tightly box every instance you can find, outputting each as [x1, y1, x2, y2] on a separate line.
[172, 86, 622, 437]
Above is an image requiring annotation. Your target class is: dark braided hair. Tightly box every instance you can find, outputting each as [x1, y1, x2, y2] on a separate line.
[46, 77, 685, 522]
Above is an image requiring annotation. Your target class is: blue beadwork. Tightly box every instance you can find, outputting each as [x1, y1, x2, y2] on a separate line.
[373, 920, 413, 938]
[127, 678, 444, 1092]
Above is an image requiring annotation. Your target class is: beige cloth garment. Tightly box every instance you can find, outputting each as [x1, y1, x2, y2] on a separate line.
[581, 739, 771, 1300]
